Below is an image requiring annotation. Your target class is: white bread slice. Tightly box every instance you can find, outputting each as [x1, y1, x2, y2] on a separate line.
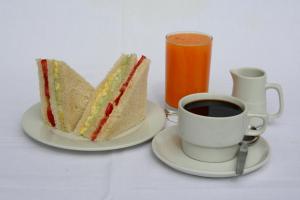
[37, 60, 52, 127]
[37, 59, 95, 132]
[74, 54, 137, 136]
[96, 58, 150, 141]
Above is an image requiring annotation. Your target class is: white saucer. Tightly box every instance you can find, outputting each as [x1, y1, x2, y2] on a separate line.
[152, 126, 270, 178]
[22, 101, 165, 151]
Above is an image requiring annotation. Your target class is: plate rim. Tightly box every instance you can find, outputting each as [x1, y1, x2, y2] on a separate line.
[22, 100, 166, 151]
[152, 125, 270, 178]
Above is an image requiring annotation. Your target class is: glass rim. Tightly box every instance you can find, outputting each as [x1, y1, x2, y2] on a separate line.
[166, 31, 213, 46]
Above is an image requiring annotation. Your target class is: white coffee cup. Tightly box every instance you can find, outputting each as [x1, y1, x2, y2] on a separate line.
[178, 93, 266, 163]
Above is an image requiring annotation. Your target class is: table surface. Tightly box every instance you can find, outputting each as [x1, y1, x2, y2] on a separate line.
[1, 0, 300, 199]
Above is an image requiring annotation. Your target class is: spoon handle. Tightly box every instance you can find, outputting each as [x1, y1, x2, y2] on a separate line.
[236, 141, 248, 176]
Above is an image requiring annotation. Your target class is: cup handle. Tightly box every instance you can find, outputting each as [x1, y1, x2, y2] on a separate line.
[265, 83, 284, 120]
[247, 113, 267, 136]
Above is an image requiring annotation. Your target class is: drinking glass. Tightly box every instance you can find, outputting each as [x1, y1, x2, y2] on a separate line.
[165, 32, 213, 111]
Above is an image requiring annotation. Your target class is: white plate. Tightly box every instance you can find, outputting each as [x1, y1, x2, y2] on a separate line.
[152, 126, 270, 178]
[22, 101, 165, 151]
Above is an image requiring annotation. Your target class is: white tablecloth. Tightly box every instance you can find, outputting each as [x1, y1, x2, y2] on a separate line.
[1, 0, 300, 199]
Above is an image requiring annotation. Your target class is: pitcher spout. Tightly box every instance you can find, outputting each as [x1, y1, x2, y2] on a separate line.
[230, 69, 239, 79]
[230, 69, 239, 76]
[230, 68, 240, 97]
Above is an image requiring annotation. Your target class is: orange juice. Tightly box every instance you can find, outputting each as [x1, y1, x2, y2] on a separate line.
[165, 32, 212, 108]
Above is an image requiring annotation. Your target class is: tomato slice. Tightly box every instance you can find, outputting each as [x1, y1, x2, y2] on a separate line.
[41, 59, 56, 127]
[90, 55, 146, 141]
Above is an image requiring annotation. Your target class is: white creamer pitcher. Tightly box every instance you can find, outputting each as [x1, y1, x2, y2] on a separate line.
[230, 68, 284, 134]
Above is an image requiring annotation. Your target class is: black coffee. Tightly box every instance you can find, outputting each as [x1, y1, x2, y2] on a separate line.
[184, 100, 243, 117]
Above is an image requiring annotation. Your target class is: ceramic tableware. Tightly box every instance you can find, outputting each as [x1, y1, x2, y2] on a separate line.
[178, 93, 266, 162]
[22, 101, 165, 151]
[231, 67, 284, 131]
[152, 126, 270, 178]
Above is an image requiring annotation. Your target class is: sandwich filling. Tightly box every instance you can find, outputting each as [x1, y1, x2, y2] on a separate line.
[52, 61, 65, 130]
[90, 55, 146, 141]
[41, 59, 56, 127]
[78, 56, 133, 135]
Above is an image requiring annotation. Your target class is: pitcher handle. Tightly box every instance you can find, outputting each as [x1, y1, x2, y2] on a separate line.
[265, 83, 284, 120]
[247, 113, 267, 136]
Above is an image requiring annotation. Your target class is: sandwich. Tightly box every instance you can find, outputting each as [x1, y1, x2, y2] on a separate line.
[74, 54, 150, 141]
[37, 59, 95, 132]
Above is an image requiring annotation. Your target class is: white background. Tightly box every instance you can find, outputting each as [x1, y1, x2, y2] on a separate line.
[1, 0, 300, 199]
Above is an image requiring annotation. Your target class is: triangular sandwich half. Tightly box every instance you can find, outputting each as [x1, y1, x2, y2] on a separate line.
[74, 54, 150, 141]
[37, 59, 95, 132]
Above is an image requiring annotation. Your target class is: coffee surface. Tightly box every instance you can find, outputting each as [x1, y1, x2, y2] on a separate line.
[184, 100, 243, 117]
